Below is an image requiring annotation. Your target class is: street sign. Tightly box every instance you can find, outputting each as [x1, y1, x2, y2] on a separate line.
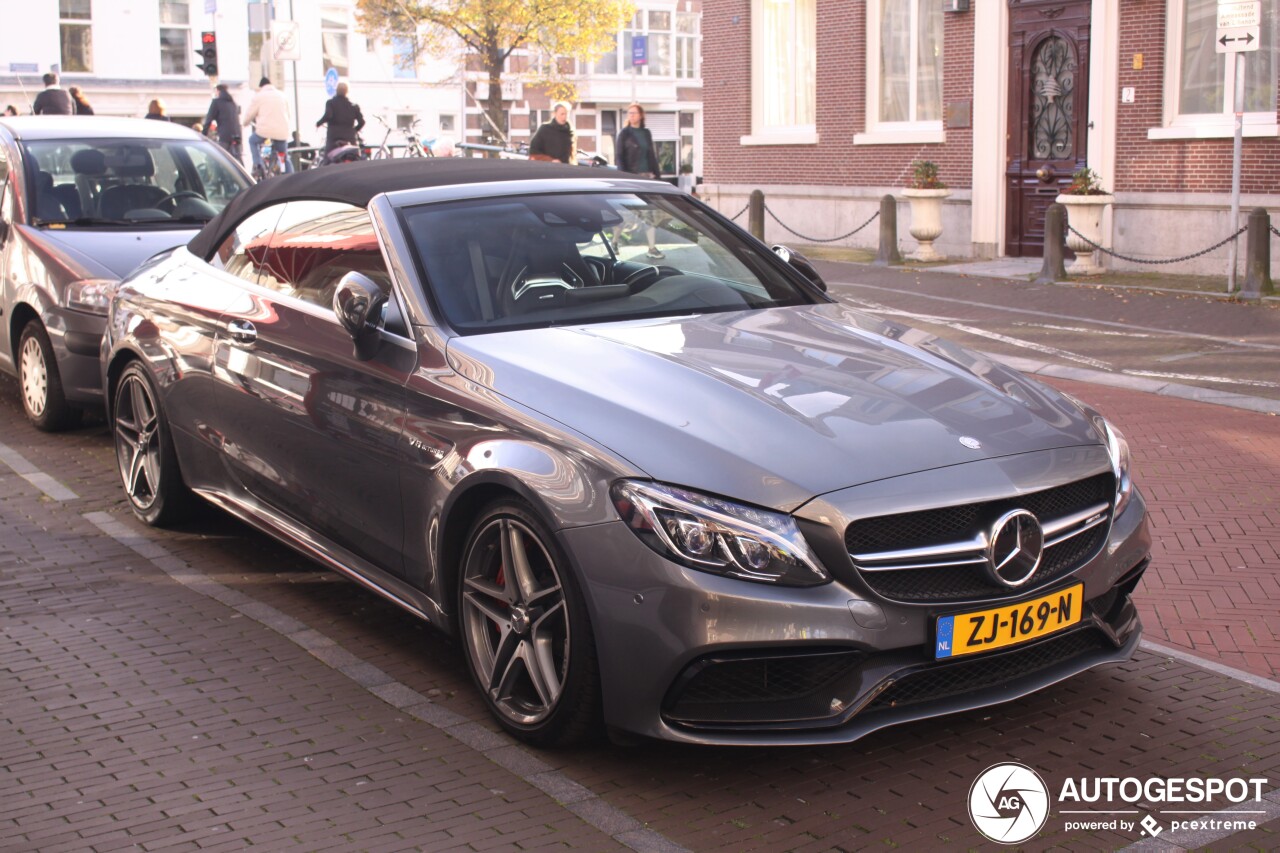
[8, 63, 38, 73]
[1216, 26, 1260, 52]
[272, 20, 301, 61]
[1216, 1, 1261, 52]
[632, 35, 648, 67]
[324, 67, 340, 98]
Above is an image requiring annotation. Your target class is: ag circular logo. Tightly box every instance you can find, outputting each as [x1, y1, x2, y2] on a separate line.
[969, 762, 1050, 844]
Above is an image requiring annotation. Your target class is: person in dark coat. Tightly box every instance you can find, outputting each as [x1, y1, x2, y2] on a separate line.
[32, 73, 74, 115]
[614, 103, 665, 259]
[203, 84, 242, 155]
[528, 102, 575, 164]
[68, 87, 94, 115]
[315, 82, 365, 153]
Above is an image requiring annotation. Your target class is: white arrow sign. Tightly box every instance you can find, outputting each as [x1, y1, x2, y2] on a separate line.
[1216, 25, 1260, 53]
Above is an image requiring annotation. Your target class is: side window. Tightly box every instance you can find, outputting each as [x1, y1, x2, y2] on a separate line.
[210, 204, 287, 285]
[263, 200, 393, 311]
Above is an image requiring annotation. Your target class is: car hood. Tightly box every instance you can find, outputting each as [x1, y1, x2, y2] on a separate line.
[446, 303, 1101, 511]
[25, 226, 200, 279]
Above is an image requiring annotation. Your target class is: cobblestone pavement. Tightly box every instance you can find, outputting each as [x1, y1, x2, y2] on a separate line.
[1, 356, 1278, 851]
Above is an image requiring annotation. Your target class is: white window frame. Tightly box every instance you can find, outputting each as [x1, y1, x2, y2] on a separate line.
[855, 0, 945, 146]
[743, 0, 818, 146]
[159, 0, 192, 77]
[321, 6, 351, 77]
[1149, 0, 1278, 139]
[59, 0, 94, 74]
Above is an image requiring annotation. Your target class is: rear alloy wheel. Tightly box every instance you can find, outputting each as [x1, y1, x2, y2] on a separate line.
[459, 500, 601, 746]
[18, 320, 80, 431]
[113, 362, 194, 526]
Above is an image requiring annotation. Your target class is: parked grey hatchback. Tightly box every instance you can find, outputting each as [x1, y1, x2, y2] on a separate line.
[103, 159, 1150, 746]
[0, 116, 249, 430]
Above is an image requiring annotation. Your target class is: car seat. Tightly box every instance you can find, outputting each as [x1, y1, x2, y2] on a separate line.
[34, 171, 67, 221]
[98, 148, 168, 220]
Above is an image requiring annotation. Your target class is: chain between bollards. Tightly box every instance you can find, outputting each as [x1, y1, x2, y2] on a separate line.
[763, 204, 880, 243]
[1066, 223, 1247, 265]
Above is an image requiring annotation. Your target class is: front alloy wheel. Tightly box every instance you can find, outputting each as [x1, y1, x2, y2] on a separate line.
[113, 362, 193, 526]
[460, 501, 600, 745]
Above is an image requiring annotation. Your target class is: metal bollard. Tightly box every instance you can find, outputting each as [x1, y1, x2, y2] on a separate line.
[1034, 203, 1068, 284]
[1239, 207, 1274, 300]
[873, 194, 903, 266]
[748, 189, 765, 241]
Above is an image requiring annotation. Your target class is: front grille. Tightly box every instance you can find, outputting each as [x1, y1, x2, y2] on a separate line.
[846, 473, 1114, 604]
[866, 628, 1110, 712]
[665, 649, 864, 725]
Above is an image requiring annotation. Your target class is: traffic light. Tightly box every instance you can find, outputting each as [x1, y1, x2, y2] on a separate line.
[195, 31, 218, 77]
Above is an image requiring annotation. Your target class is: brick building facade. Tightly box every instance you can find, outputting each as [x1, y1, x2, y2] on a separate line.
[701, 0, 1279, 274]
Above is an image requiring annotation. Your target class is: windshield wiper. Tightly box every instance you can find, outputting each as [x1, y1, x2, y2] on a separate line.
[65, 217, 138, 226]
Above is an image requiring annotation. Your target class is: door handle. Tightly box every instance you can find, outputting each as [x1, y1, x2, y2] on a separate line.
[226, 319, 257, 345]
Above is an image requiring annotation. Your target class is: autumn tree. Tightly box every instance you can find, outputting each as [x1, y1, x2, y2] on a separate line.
[356, 0, 633, 146]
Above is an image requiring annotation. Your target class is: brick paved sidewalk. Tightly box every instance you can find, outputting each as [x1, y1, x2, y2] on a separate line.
[1, 371, 1278, 851]
[1043, 378, 1280, 680]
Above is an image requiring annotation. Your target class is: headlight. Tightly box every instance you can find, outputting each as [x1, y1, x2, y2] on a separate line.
[64, 278, 119, 315]
[1064, 395, 1134, 514]
[611, 480, 830, 587]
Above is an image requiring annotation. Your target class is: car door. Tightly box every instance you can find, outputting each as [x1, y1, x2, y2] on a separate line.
[0, 144, 13, 374]
[212, 199, 414, 576]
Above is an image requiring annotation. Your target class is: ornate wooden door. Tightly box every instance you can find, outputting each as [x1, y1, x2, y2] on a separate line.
[1006, 0, 1092, 256]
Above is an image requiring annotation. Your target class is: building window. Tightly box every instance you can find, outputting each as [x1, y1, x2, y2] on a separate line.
[159, 1, 191, 75]
[439, 114, 455, 133]
[856, 0, 944, 145]
[1181, 0, 1275, 114]
[60, 0, 93, 73]
[322, 7, 350, 77]
[391, 36, 416, 78]
[676, 12, 700, 80]
[746, 0, 816, 143]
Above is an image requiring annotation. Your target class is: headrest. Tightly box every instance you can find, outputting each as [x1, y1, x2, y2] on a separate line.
[38, 170, 55, 191]
[71, 149, 106, 176]
[108, 147, 155, 178]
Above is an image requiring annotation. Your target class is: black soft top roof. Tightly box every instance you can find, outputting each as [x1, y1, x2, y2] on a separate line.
[187, 157, 602, 260]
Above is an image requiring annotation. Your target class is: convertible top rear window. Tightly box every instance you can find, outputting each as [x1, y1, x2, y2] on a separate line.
[403, 191, 817, 333]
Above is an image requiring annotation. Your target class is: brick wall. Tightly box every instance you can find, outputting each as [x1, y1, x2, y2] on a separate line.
[703, 1, 975, 189]
[1115, 0, 1280, 193]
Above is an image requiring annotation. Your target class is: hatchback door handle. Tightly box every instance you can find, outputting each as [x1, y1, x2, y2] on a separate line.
[226, 319, 257, 344]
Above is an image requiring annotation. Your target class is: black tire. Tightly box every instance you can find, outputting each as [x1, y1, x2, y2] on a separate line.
[18, 319, 80, 432]
[112, 361, 195, 526]
[458, 499, 602, 746]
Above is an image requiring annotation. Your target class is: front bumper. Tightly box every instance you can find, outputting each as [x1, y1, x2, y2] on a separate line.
[561, 465, 1150, 746]
[43, 306, 106, 405]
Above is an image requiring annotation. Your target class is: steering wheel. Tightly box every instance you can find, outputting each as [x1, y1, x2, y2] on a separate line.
[621, 264, 661, 293]
[157, 190, 206, 213]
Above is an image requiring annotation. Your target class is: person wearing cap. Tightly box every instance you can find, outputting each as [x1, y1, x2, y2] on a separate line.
[528, 101, 576, 164]
[203, 83, 242, 157]
[242, 77, 293, 174]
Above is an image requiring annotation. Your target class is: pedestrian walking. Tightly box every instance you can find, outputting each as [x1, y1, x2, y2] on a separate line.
[203, 83, 242, 158]
[68, 86, 94, 115]
[32, 72, 74, 115]
[145, 99, 171, 121]
[615, 103, 665, 259]
[315, 82, 365, 155]
[529, 102, 575, 164]
[242, 77, 293, 174]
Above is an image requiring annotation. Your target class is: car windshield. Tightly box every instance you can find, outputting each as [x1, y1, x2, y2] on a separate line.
[23, 137, 249, 227]
[402, 191, 819, 333]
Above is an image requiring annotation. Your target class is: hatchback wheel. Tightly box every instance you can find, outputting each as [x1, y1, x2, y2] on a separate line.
[459, 500, 601, 746]
[113, 362, 194, 526]
[18, 320, 79, 431]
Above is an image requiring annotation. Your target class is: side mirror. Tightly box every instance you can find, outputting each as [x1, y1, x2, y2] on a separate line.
[333, 271, 388, 360]
[772, 244, 827, 292]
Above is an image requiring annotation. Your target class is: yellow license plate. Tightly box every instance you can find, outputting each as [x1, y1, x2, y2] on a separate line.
[935, 583, 1083, 659]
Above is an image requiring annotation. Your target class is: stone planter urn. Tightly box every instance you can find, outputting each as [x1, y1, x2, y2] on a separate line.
[1056, 193, 1114, 275]
[903, 188, 951, 261]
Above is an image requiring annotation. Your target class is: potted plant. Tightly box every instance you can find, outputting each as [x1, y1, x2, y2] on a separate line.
[902, 161, 950, 261]
[1056, 167, 1114, 275]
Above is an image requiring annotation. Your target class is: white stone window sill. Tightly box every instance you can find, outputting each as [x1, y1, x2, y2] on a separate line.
[740, 131, 819, 146]
[1147, 122, 1279, 140]
[853, 128, 946, 145]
